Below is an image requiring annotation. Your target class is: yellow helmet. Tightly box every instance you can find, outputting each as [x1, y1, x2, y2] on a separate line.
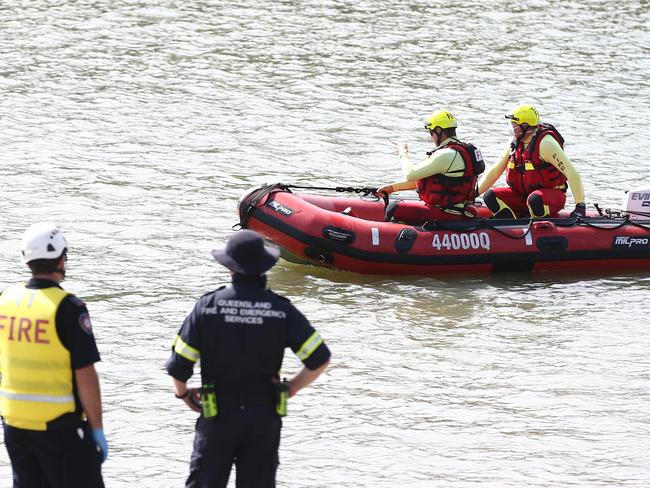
[424, 110, 458, 131]
[505, 104, 540, 126]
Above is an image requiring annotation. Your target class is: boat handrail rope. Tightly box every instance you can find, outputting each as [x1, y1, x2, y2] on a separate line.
[428, 218, 534, 240]
[278, 184, 378, 195]
[577, 215, 650, 231]
[425, 214, 649, 239]
[235, 183, 389, 230]
[594, 204, 650, 223]
[482, 220, 533, 239]
[279, 184, 390, 208]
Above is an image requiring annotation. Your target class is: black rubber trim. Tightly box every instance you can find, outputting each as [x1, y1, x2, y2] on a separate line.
[395, 228, 417, 254]
[492, 260, 535, 273]
[536, 236, 569, 252]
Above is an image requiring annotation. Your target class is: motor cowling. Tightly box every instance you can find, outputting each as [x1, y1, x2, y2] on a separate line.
[621, 186, 650, 220]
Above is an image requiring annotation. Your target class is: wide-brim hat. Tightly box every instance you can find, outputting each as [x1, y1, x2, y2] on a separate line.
[211, 230, 280, 275]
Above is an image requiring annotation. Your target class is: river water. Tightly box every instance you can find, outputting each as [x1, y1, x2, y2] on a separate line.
[1, 1, 650, 486]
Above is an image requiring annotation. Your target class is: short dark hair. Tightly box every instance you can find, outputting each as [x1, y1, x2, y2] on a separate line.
[442, 127, 457, 138]
[28, 258, 61, 275]
[27, 250, 66, 275]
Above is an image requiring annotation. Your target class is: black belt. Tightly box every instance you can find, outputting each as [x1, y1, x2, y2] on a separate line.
[216, 392, 274, 408]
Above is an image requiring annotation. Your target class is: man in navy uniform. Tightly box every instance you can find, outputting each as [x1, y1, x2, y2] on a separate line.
[166, 230, 331, 488]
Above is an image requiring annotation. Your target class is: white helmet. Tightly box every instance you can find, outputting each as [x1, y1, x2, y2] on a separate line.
[21, 222, 68, 264]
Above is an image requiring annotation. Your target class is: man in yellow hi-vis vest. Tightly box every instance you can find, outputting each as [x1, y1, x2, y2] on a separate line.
[0, 222, 107, 488]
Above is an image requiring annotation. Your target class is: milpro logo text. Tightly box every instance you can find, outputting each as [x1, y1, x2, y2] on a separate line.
[613, 236, 650, 248]
[267, 201, 293, 216]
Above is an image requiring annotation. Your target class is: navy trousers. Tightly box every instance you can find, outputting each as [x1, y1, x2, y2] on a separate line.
[3, 416, 104, 488]
[186, 405, 282, 488]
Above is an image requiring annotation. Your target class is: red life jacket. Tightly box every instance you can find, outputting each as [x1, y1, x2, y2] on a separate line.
[416, 141, 485, 209]
[506, 123, 568, 195]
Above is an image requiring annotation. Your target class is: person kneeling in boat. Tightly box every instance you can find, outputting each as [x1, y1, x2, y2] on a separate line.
[376, 109, 485, 224]
[478, 104, 586, 218]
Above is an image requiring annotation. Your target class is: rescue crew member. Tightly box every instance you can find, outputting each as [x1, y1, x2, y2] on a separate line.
[166, 230, 331, 488]
[377, 109, 485, 224]
[0, 222, 107, 488]
[478, 104, 586, 218]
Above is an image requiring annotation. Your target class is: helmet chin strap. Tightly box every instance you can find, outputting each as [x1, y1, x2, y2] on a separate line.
[433, 128, 443, 146]
[513, 124, 531, 147]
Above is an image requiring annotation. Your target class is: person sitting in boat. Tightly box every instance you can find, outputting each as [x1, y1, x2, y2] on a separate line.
[376, 110, 485, 223]
[478, 104, 586, 218]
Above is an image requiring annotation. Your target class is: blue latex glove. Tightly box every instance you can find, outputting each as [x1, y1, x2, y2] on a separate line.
[91, 428, 109, 463]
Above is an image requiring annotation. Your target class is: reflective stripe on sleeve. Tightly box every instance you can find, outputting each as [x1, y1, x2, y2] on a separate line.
[0, 391, 75, 403]
[173, 335, 200, 363]
[296, 332, 323, 361]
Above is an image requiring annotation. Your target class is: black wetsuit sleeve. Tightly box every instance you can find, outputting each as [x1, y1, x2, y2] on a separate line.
[286, 304, 330, 370]
[56, 296, 101, 370]
[165, 301, 203, 382]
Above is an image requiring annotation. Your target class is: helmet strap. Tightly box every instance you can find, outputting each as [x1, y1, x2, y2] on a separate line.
[432, 128, 443, 146]
[513, 123, 531, 147]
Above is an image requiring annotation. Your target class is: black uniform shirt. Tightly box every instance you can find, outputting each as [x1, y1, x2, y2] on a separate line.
[166, 274, 330, 389]
[26, 278, 101, 369]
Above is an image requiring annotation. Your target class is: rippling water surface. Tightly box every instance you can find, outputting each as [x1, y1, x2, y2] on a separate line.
[2, 1, 650, 486]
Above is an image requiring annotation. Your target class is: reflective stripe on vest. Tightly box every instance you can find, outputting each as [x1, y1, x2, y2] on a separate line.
[0, 284, 75, 430]
[296, 331, 323, 361]
[0, 391, 75, 403]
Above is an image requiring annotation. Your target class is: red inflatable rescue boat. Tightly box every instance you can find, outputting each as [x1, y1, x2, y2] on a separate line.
[237, 184, 650, 275]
